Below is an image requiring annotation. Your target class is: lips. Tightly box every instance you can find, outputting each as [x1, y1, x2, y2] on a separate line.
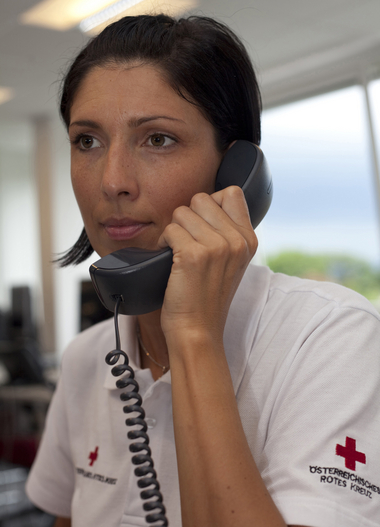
[102, 217, 151, 241]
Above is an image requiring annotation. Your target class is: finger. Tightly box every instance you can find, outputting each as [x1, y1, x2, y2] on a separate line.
[187, 191, 245, 234]
[157, 221, 228, 277]
[159, 201, 257, 265]
[157, 219, 195, 251]
[210, 185, 252, 229]
[189, 189, 256, 253]
[208, 187, 258, 255]
[157, 206, 223, 252]
[158, 188, 257, 254]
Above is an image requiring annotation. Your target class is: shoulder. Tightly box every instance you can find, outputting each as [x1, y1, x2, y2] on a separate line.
[268, 268, 378, 314]
[267, 269, 380, 337]
[60, 318, 115, 377]
[231, 264, 380, 370]
[243, 266, 380, 392]
[65, 317, 115, 352]
[241, 264, 379, 323]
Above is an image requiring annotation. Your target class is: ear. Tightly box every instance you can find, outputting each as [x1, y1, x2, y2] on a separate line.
[219, 140, 237, 160]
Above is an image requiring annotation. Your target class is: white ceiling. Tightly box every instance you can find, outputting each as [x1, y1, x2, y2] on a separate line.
[2, 0, 380, 122]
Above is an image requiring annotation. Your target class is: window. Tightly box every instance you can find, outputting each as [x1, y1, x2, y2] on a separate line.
[260, 86, 380, 302]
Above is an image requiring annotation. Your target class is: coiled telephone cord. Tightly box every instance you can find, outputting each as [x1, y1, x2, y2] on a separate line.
[105, 295, 169, 526]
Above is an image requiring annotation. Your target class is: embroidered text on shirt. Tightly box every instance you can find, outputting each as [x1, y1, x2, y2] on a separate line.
[76, 467, 117, 485]
[309, 466, 380, 500]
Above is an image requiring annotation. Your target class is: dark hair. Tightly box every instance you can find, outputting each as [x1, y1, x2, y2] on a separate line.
[57, 13, 262, 266]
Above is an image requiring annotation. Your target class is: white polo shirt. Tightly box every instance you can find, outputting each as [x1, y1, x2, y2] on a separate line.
[26, 264, 380, 527]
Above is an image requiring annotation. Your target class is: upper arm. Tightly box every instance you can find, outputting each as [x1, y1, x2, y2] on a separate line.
[255, 305, 380, 526]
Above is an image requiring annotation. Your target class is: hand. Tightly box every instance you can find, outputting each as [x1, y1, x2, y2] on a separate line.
[157, 185, 258, 343]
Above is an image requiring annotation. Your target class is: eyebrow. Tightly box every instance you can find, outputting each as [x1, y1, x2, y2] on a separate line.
[69, 116, 184, 129]
[69, 119, 100, 129]
[129, 115, 185, 127]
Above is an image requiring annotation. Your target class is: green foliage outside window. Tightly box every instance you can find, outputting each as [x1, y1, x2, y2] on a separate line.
[267, 251, 380, 303]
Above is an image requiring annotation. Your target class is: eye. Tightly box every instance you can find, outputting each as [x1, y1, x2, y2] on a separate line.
[75, 135, 101, 150]
[149, 134, 175, 147]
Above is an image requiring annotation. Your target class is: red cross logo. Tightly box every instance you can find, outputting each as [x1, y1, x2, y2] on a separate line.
[88, 446, 99, 466]
[336, 437, 366, 471]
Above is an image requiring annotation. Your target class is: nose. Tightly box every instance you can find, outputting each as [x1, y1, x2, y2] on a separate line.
[100, 143, 140, 200]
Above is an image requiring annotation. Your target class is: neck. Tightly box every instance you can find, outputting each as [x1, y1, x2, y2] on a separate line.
[137, 309, 169, 379]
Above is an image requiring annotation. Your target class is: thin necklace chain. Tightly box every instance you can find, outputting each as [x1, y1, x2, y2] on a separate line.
[136, 323, 169, 375]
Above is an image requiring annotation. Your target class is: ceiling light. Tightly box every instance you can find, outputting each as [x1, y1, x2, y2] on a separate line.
[20, 0, 198, 32]
[0, 88, 14, 106]
[20, 0, 126, 31]
[79, 0, 142, 32]
[82, 0, 199, 34]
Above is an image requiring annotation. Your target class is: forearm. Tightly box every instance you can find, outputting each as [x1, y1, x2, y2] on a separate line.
[54, 518, 71, 527]
[169, 331, 286, 527]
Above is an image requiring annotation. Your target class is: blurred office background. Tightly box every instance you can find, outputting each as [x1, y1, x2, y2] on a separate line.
[1, 0, 380, 524]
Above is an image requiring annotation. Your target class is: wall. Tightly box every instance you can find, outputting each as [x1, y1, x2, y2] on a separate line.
[51, 118, 91, 356]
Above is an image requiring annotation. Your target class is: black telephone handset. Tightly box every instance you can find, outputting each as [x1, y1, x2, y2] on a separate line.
[89, 141, 272, 526]
[90, 140, 272, 315]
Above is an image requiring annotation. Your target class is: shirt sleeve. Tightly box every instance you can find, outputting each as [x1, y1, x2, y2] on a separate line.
[260, 304, 380, 527]
[26, 361, 75, 518]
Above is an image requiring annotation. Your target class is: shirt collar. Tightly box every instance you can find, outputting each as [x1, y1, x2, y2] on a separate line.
[103, 314, 171, 390]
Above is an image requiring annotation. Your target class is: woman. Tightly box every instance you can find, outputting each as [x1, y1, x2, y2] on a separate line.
[26, 14, 380, 527]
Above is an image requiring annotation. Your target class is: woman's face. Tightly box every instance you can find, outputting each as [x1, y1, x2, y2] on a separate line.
[69, 63, 223, 257]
